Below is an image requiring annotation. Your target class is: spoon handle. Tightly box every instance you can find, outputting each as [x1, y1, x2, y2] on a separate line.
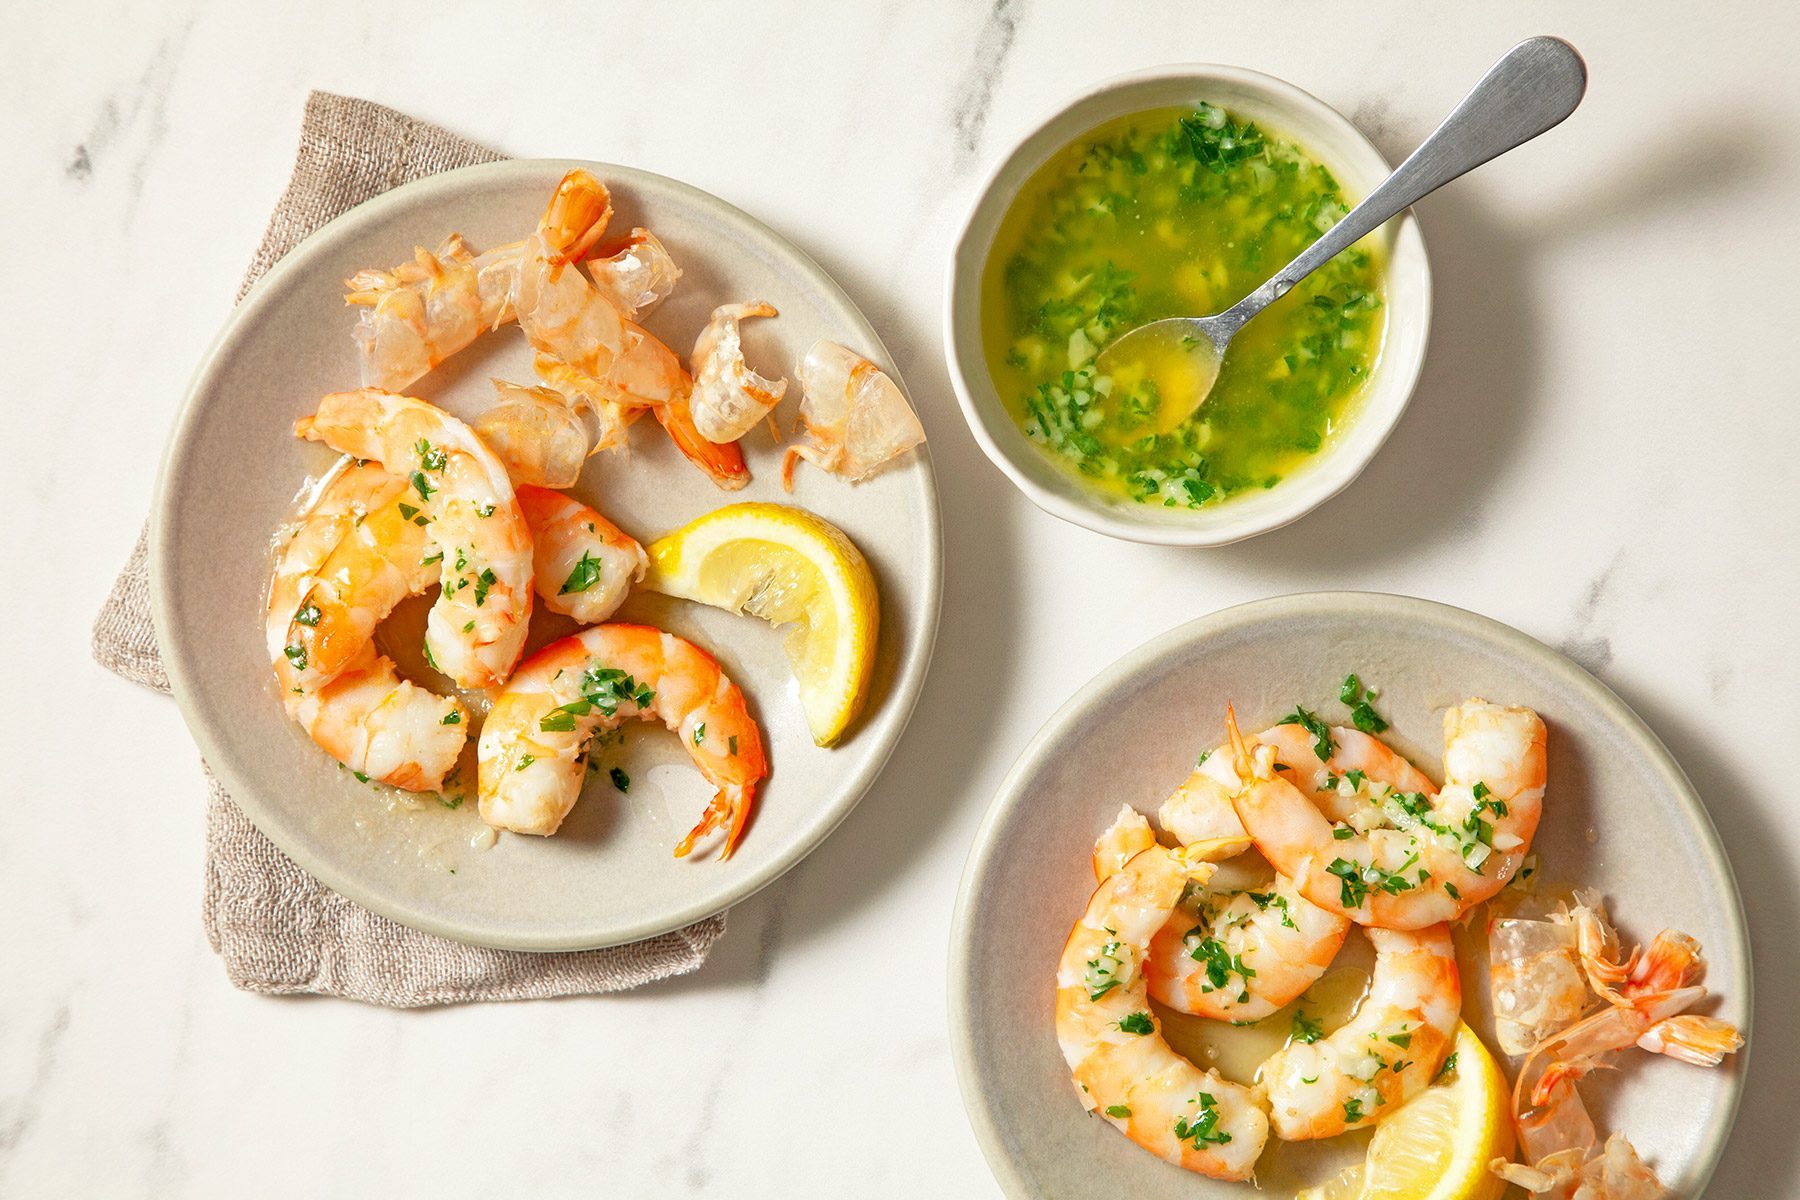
[1215, 36, 1587, 336]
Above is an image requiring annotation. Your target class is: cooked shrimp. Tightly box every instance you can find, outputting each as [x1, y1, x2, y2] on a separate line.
[268, 461, 433, 692]
[1090, 806, 1346, 1022]
[587, 228, 680, 319]
[781, 340, 925, 488]
[1149, 871, 1351, 1023]
[1230, 701, 1546, 929]
[689, 302, 787, 444]
[515, 485, 646, 624]
[1160, 723, 1436, 846]
[287, 643, 470, 791]
[1254, 719, 1438, 824]
[266, 462, 466, 790]
[1056, 842, 1270, 1180]
[344, 233, 522, 391]
[1157, 749, 1253, 845]
[1093, 804, 1158, 880]
[1259, 924, 1461, 1140]
[295, 389, 534, 689]
[477, 623, 767, 856]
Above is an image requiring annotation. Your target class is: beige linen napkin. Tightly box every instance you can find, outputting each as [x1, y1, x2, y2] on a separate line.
[92, 91, 725, 1007]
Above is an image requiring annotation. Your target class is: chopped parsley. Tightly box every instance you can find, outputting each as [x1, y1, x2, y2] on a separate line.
[1117, 1011, 1154, 1035]
[441, 710, 461, 726]
[539, 665, 656, 732]
[283, 642, 307, 671]
[1278, 706, 1335, 760]
[1434, 1051, 1459, 1082]
[693, 722, 706, 746]
[409, 470, 437, 502]
[610, 766, 630, 792]
[473, 567, 498, 607]
[1185, 933, 1256, 1001]
[1173, 1092, 1233, 1148]
[728, 735, 739, 756]
[477, 503, 496, 518]
[1104, 1104, 1132, 1119]
[293, 602, 322, 628]
[1290, 1010, 1324, 1044]
[1084, 932, 1126, 1001]
[1343, 1097, 1365, 1124]
[515, 755, 535, 771]
[1338, 672, 1389, 734]
[415, 437, 447, 472]
[560, 550, 604, 595]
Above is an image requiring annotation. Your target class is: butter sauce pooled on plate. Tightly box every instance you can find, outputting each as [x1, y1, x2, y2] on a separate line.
[980, 103, 1385, 510]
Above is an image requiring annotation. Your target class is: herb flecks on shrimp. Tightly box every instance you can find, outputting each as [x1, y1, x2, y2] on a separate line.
[477, 623, 766, 858]
[1056, 842, 1271, 1179]
[1229, 699, 1546, 929]
[265, 461, 467, 790]
[296, 389, 534, 689]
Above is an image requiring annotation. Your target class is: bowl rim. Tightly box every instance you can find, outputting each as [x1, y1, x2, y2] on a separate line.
[943, 63, 1434, 546]
[147, 156, 944, 951]
[946, 590, 1750, 1197]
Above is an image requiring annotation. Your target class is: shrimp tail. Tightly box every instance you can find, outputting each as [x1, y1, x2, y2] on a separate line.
[1635, 1014, 1744, 1065]
[673, 783, 755, 861]
[655, 390, 751, 489]
[538, 171, 613, 265]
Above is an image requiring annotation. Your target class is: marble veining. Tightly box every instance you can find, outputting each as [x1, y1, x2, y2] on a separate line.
[7, 3, 1800, 1197]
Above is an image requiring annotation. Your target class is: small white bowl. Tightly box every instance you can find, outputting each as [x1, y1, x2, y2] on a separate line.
[944, 65, 1432, 546]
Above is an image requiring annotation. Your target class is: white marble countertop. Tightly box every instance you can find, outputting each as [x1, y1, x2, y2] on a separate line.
[7, 2, 1798, 1194]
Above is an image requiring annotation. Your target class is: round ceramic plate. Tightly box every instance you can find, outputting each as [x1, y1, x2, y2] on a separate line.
[151, 159, 940, 951]
[950, 592, 1748, 1198]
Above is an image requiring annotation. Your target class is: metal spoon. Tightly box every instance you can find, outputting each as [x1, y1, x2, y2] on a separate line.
[1096, 36, 1587, 419]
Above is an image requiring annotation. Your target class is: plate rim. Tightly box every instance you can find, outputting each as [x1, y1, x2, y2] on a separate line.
[947, 590, 1750, 1198]
[148, 156, 944, 951]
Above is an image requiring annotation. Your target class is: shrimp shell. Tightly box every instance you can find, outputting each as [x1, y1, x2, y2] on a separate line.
[781, 340, 925, 487]
[689, 301, 787, 444]
[586, 228, 681, 319]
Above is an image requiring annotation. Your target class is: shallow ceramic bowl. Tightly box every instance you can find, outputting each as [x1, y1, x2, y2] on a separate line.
[949, 593, 1748, 1197]
[151, 159, 941, 951]
[945, 65, 1432, 546]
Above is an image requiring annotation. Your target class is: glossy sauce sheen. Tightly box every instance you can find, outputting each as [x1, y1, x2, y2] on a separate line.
[981, 104, 1387, 509]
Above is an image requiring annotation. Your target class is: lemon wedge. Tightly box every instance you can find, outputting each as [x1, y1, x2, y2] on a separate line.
[643, 502, 878, 747]
[1297, 1023, 1513, 1200]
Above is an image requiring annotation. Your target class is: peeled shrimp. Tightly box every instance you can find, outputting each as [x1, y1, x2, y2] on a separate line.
[781, 340, 925, 488]
[1149, 870, 1351, 1023]
[1230, 701, 1546, 929]
[1259, 924, 1461, 1140]
[1091, 807, 1347, 1023]
[344, 233, 522, 391]
[266, 462, 466, 789]
[295, 389, 534, 689]
[287, 643, 470, 791]
[689, 302, 787, 444]
[1159, 723, 1437, 846]
[515, 485, 646, 624]
[586, 228, 680, 319]
[269, 461, 433, 693]
[1056, 842, 1270, 1180]
[1254, 720, 1439, 825]
[477, 623, 767, 857]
